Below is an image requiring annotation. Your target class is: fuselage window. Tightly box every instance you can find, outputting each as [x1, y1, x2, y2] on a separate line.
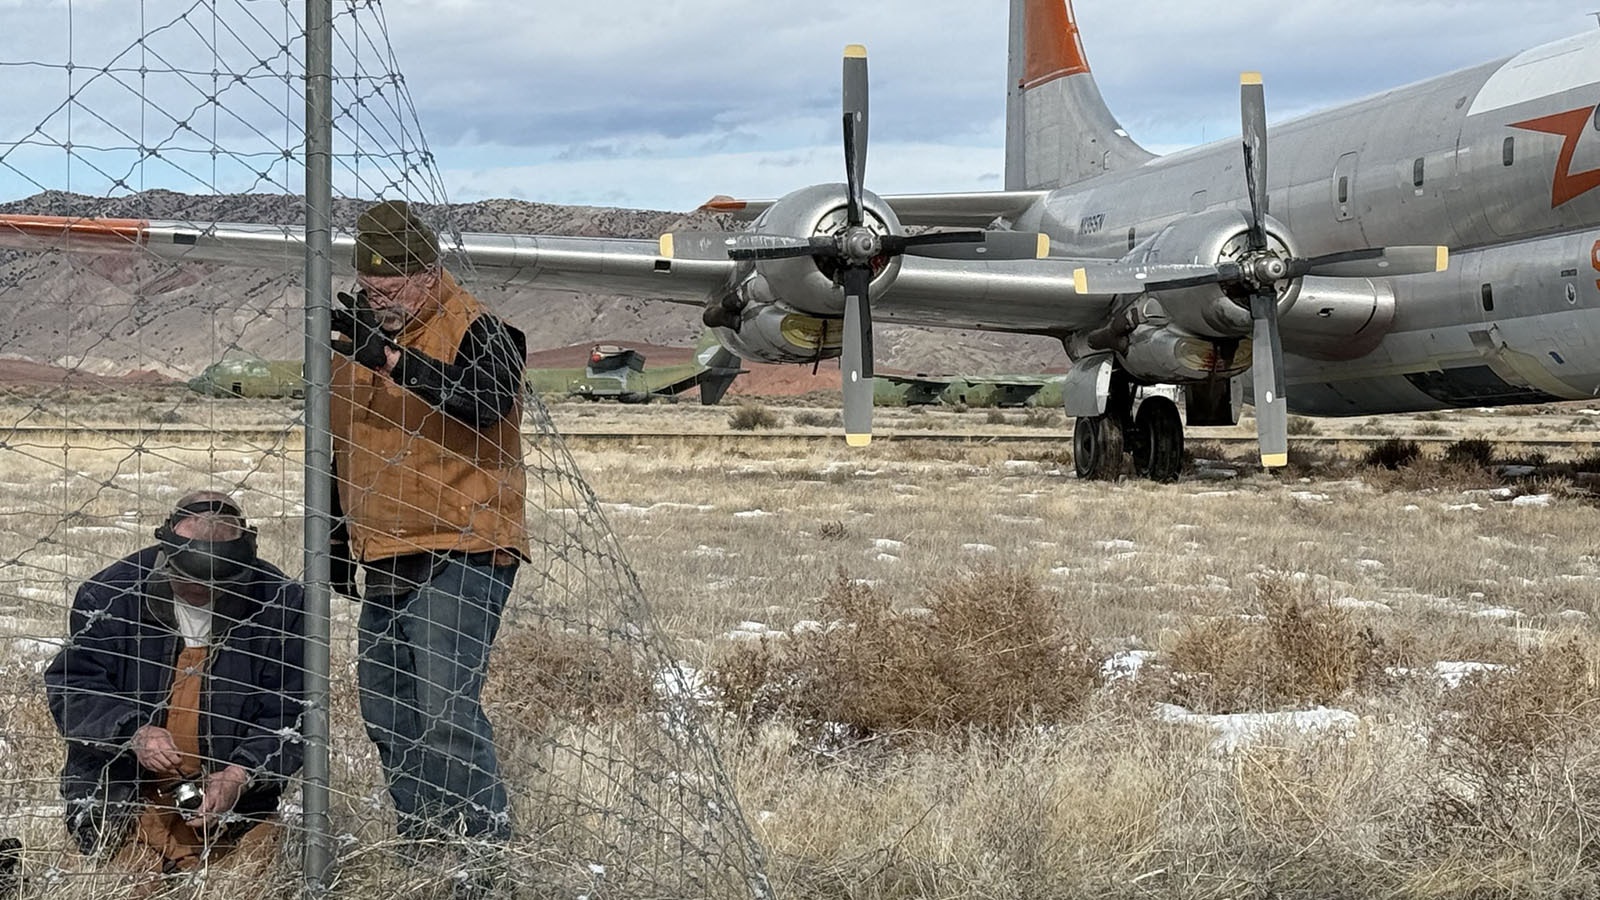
[1502, 136, 1515, 167]
[1480, 283, 1494, 312]
[1337, 176, 1349, 204]
[1127, 227, 1136, 251]
[1412, 157, 1425, 188]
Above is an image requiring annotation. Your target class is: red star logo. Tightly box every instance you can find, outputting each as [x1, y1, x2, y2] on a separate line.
[1512, 105, 1600, 207]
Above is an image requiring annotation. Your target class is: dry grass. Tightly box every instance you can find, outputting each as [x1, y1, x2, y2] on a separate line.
[10, 395, 1600, 896]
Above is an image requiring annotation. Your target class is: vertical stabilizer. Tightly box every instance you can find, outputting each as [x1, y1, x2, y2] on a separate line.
[1005, 0, 1152, 190]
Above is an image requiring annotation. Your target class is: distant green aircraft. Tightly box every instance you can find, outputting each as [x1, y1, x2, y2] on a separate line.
[190, 330, 747, 405]
[873, 373, 1065, 408]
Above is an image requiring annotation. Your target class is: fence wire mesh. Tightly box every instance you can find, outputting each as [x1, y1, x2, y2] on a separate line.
[0, 3, 771, 898]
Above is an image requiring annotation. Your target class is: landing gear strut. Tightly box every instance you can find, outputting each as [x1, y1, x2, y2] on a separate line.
[1072, 372, 1184, 483]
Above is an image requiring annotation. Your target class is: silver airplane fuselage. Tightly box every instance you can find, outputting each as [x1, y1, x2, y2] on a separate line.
[1020, 31, 1600, 413]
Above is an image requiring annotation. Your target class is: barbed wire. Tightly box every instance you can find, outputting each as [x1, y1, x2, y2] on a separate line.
[0, 3, 771, 898]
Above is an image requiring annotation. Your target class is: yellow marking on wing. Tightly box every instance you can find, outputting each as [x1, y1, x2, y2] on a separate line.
[1241, 72, 1263, 86]
[1261, 452, 1288, 468]
[1436, 246, 1449, 272]
[658, 234, 675, 259]
[846, 433, 872, 447]
[844, 44, 867, 58]
[1037, 234, 1050, 258]
[1072, 267, 1088, 294]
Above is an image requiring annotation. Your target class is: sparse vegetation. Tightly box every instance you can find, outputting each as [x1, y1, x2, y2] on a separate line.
[1363, 437, 1421, 469]
[1445, 437, 1496, 466]
[791, 410, 841, 429]
[1287, 415, 1320, 435]
[727, 401, 780, 430]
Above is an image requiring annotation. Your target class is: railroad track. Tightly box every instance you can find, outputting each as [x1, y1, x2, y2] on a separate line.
[0, 424, 1595, 450]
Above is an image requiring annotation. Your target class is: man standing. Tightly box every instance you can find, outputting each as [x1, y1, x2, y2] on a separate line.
[43, 491, 305, 890]
[329, 199, 528, 853]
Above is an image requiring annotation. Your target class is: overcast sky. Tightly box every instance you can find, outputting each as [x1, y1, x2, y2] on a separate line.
[0, 1, 1592, 211]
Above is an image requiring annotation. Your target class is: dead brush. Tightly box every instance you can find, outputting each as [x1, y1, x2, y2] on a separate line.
[708, 570, 1100, 743]
[1157, 576, 1385, 714]
[1425, 635, 1600, 843]
[483, 625, 653, 732]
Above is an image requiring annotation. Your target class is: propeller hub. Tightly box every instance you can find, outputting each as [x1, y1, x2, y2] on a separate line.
[1251, 255, 1288, 284]
[839, 226, 880, 263]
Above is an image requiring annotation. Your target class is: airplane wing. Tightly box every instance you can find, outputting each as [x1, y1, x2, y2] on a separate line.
[0, 213, 1110, 336]
[0, 215, 735, 306]
[703, 190, 1050, 228]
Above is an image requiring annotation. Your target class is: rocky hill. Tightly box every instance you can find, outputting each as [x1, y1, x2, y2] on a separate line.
[0, 191, 1068, 380]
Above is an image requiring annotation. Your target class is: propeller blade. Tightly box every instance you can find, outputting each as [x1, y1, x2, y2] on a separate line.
[1071, 262, 1235, 295]
[843, 45, 869, 228]
[1287, 245, 1449, 279]
[895, 230, 1050, 261]
[841, 265, 874, 446]
[1249, 289, 1288, 468]
[1240, 72, 1269, 253]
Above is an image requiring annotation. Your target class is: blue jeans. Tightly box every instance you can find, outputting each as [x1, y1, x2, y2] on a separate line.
[357, 553, 515, 840]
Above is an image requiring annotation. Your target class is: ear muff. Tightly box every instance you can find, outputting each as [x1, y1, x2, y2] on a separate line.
[155, 499, 259, 584]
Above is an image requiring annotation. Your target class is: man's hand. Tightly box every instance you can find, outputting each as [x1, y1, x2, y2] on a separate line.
[192, 764, 250, 830]
[333, 290, 396, 373]
[131, 725, 183, 776]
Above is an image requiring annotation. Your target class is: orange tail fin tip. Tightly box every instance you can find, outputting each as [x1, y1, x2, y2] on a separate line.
[1023, 0, 1090, 89]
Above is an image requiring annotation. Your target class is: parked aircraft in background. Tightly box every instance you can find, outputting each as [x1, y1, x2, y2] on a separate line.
[875, 373, 1064, 408]
[15, 0, 1600, 482]
[189, 329, 746, 405]
[547, 330, 747, 404]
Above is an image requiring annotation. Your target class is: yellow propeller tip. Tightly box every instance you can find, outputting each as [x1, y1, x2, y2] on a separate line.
[1261, 453, 1288, 468]
[1435, 246, 1449, 272]
[1241, 71, 1263, 85]
[846, 433, 872, 447]
[658, 234, 675, 259]
[1036, 234, 1050, 259]
[844, 44, 867, 58]
[1072, 267, 1088, 295]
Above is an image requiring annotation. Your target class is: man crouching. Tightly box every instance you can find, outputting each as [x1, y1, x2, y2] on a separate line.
[43, 491, 305, 891]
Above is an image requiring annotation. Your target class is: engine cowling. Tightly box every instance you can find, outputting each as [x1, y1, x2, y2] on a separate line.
[1133, 208, 1301, 339]
[711, 304, 842, 366]
[732, 183, 904, 320]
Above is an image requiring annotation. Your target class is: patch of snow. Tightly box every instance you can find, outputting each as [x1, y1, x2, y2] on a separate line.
[1444, 503, 1484, 512]
[1355, 559, 1385, 571]
[1102, 650, 1156, 682]
[1332, 597, 1392, 613]
[891, 484, 921, 494]
[791, 620, 825, 636]
[1290, 492, 1330, 503]
[961, 543, 997, 553]
[1473, 607, 1522, 620]
[871, 539, 905, 552]
[873, 553, 901, 564]
[1095, 539, 1137, 552]
[1002, 460, 1042, 472]
[1432, 661, 1504, 688]
[1155, 703, 1360, 752]
[687, 545, 732, 558]
[995, 514, 1043, 525]
[1464, 487, 1516, 501]
[1512, 494, 1553, 508]
[733, 509, 776, 519]
[1402, 504, 1421, 512]
[1048, 566, 1076, 577]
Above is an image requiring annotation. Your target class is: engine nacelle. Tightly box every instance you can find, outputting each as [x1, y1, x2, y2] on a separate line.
[1071, 322, 1251, 384]
[711, 304, 842, 366]
[1132, 208, 1302, 339]
[1276, 275, 1395, 361]
[740, 183, 904, 319]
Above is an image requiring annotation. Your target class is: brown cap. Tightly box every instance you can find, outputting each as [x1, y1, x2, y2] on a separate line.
[353, 200, 439, 276]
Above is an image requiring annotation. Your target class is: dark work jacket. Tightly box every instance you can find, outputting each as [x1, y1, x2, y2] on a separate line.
[42, 547, 306, 853]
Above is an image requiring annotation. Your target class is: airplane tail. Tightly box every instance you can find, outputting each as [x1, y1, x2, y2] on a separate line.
[695, 347, 745, 406]
[1005, 0, 1152, 190]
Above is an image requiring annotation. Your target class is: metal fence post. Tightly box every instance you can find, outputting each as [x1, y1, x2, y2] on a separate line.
[302, 0, 335, 895]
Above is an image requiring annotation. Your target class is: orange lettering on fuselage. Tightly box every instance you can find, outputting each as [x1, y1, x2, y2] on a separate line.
[1511, 106, 1600, 208]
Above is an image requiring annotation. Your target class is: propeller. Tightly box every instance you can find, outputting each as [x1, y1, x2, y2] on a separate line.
[662, 44, 1050, 446]
[1072, 72, 1449, 469]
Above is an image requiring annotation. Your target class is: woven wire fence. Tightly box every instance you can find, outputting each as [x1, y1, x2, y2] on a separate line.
[0, 3, 770, 898]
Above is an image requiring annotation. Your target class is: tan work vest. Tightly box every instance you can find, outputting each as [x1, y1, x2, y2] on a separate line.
[330, 273, 528, 563]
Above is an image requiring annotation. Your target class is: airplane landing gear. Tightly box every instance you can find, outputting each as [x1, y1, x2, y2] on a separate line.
[1130, 395, 1184, 483]
[1073, 414, 1124, 480]
[1070, 370, 1185, 482]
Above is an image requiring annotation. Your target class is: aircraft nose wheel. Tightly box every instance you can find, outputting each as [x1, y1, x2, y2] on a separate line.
[1073, 415, 1125, 480]
[1131, 396, 1184, 483]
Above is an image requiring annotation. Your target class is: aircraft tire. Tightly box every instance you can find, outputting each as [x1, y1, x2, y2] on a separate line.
[1132, 396, 1184, 483]
[1073, 415, 1125, 481]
